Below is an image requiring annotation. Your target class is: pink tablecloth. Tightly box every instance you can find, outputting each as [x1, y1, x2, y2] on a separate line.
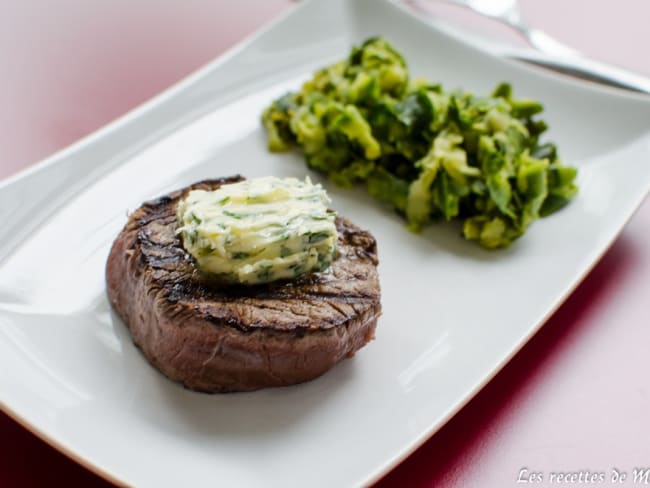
[2, 1, 650, 486]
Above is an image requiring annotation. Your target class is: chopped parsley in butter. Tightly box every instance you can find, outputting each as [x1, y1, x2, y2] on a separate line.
[176, 177, 338, 284]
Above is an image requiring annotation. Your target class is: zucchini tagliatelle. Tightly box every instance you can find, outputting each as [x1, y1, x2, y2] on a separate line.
[261, 37, 578, 249]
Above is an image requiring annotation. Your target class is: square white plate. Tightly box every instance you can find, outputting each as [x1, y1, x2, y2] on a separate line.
[1, 0, 650, 486]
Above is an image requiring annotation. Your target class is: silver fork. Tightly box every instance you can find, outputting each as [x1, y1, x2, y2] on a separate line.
[409, 0, 650, 94]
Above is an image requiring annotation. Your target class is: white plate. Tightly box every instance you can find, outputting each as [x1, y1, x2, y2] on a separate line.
[1, 1, 650, 486]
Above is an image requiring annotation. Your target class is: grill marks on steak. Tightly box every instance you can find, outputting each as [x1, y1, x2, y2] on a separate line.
[137, 180, 378, 333]
[106, 176, 381, 392]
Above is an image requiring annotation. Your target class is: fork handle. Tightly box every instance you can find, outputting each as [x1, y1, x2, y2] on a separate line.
[507, 49, 650, 95]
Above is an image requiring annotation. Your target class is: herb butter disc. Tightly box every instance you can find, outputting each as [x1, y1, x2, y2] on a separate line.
[176, 176, 337, 284]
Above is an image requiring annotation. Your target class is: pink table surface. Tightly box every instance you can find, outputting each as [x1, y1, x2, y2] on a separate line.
[2, 1, 650, 486]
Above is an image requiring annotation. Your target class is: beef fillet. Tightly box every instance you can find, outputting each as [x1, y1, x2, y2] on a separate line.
[105, 176, 381, 392]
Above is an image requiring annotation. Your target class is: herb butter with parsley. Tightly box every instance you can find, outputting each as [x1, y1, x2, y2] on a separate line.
[176, 177, 338, 284]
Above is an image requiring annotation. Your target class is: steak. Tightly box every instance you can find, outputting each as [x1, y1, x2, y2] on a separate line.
[105, 176, 381, 392]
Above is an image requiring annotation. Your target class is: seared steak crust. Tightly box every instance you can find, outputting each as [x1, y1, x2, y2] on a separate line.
[105, 176, 381, 392]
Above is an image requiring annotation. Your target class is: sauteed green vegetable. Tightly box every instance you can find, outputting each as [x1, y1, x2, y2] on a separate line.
[262, 37, 578, 248]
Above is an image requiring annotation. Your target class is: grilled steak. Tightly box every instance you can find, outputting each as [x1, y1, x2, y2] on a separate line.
[105, 176, 381, 392]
